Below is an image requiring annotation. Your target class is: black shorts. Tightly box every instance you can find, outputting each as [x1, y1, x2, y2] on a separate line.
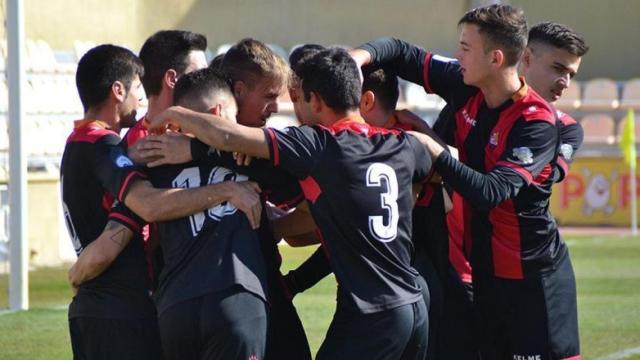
[440, 266, 478, 360]
[316, 299, 428, 360]
[474, 253, 580, 360]
[69, 316, 162, 360]
[158, 286, 268, 360]
[265, 294, 312, 360]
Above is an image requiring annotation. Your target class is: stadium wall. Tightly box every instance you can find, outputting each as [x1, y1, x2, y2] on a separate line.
[2, 0, 636, 79]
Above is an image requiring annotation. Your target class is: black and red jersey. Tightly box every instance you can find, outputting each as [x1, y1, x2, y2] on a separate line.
[553, 110, 583, 182]
[361, 38, 566, 280]
[144, 156, 271, 316]
[60, 120, 154, 319]
[264, 116, 431, 313]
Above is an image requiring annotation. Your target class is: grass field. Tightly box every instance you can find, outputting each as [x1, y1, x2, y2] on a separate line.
[1, 235, 639, 359]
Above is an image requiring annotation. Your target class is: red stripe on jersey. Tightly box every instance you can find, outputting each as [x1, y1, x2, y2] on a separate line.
[316, 229, 330, 259]
[447, 192, 472, 283]
[422, 52, 434, 93]
[557, 156, 569, 176]
[320, 116, 402, 137]
[125, 117, 149, 148]
[562, 356, 581, 360]
[117, 171, 146, 202]
[67, 121, 118, 144]
[414, 183, 434, 207]
[266, 128, 280, 166]
[533, 163, 553, 185]
[496, 160, 534, 184]
[489, 199, 523, 279]
[299, 176, 322, 204]
[556, 109, 577, 126]
[101, 192, 114, 212]
[109, 212, 141, 233]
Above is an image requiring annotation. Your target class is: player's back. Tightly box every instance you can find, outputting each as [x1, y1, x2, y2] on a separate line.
[145, 159, 268, 316]
[266, 117, 431, 313]
[60, 121, 153, 319]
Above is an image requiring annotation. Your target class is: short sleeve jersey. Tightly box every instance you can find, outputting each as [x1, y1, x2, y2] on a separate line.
[60, 120, 153, 319]
[265, 116, 431, 313]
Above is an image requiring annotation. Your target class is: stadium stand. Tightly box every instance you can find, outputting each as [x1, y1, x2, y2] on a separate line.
[581, 113, 616, 144]
[620, 78, 640, 110]
[581, 78, 620, 112]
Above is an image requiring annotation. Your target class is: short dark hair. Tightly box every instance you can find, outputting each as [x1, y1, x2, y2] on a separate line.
[298, 47, 361, 113]
[362, 67, 399, 113]
[139, 30, 207, 96]
[528, 22, 589, 57]
[173, 67, 232, 110]
[76, 44, 144, 112]
[459, 4, 528, 66]
[209, 53, 225, 70]
[220, 38, 289, 89]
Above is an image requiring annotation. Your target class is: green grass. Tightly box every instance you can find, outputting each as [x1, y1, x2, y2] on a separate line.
[1, 237, 639, 359]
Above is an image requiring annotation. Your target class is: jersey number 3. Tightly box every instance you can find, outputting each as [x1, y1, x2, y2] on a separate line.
[366, 163, 399, 242]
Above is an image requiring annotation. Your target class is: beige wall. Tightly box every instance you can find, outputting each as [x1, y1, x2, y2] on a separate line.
[4, 0, 637, 79]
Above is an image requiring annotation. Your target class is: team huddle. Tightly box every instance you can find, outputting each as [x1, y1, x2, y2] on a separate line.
[61, 4, 588, 360]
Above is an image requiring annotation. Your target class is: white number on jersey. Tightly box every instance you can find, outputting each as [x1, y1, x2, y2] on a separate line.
[366, 163, 399, 242]
[172, 166, 248, 237]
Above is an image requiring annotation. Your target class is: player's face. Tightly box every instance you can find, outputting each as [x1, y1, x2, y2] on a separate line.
[523, 45, 581, 104]
[120, 75, 143, 128]
[236, 77, 282, 128]
[455, 24, 493, 87]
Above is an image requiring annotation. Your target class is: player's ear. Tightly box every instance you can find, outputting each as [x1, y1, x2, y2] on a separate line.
[208, 104, 223, 116]
[491, 49, 505, 68]
[112, 81, 126, 103]
[164, 69, 178, 90]
[522, 47, 532, 69]
[360, 90, 375, 113]
[310, 91, 323, 113]
[233, 80, 247, 99]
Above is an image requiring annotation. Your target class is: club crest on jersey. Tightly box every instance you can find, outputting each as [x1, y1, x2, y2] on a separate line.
[462, 109, 476, 127]
[560, 143, 574, 160]
[115, 155, 134, 168]
[512, 147, 533, 164]
[489, 132, 499, 147]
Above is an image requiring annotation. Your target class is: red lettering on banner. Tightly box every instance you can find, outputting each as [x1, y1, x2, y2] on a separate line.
[619, 174, 640, 208]
[562, 174, 585, 208]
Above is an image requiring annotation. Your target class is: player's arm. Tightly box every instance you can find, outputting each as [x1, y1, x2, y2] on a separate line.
[411, 120, 557, 210]
[352, 37, 426, 86]
[554, 117, 583, 182]
[68, 220, 133, 290]
[146, 106, 270, 160]
[282, 246, 332, 298]
[272, 201, 319, 246]
[93, 134, 263, 227]
[125, 180, 262, 228]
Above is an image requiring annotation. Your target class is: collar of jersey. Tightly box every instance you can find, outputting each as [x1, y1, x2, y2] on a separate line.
[511, 76, 529, 102]
[73, 119, 112, 130]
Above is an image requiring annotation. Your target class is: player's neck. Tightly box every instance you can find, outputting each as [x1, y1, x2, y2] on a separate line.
[84, 106, 120, 132]
[321, 109, 361, 127]
[479, 68, 522, 109]
[146, 93, 173, 123]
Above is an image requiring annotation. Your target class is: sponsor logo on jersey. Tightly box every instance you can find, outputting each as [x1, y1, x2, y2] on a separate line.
[462, 109, 476, 127]
[512, 147, 533, 165]
[115, 155, 134, 168]
[512, 355, 541, 360]
[489, 131, 499, 146]
[560, 143, 574, 160]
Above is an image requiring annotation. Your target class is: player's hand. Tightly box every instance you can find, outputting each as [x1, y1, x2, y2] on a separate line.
[233, 152, 253, 166]
[228, 181, 263, 229]
[137, 132, 193, 167]
[148, 106, 183, 134]
[68, 264, 80, 294]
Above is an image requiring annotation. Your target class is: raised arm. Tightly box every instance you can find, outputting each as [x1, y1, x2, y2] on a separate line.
[147, 106, 270, 159]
